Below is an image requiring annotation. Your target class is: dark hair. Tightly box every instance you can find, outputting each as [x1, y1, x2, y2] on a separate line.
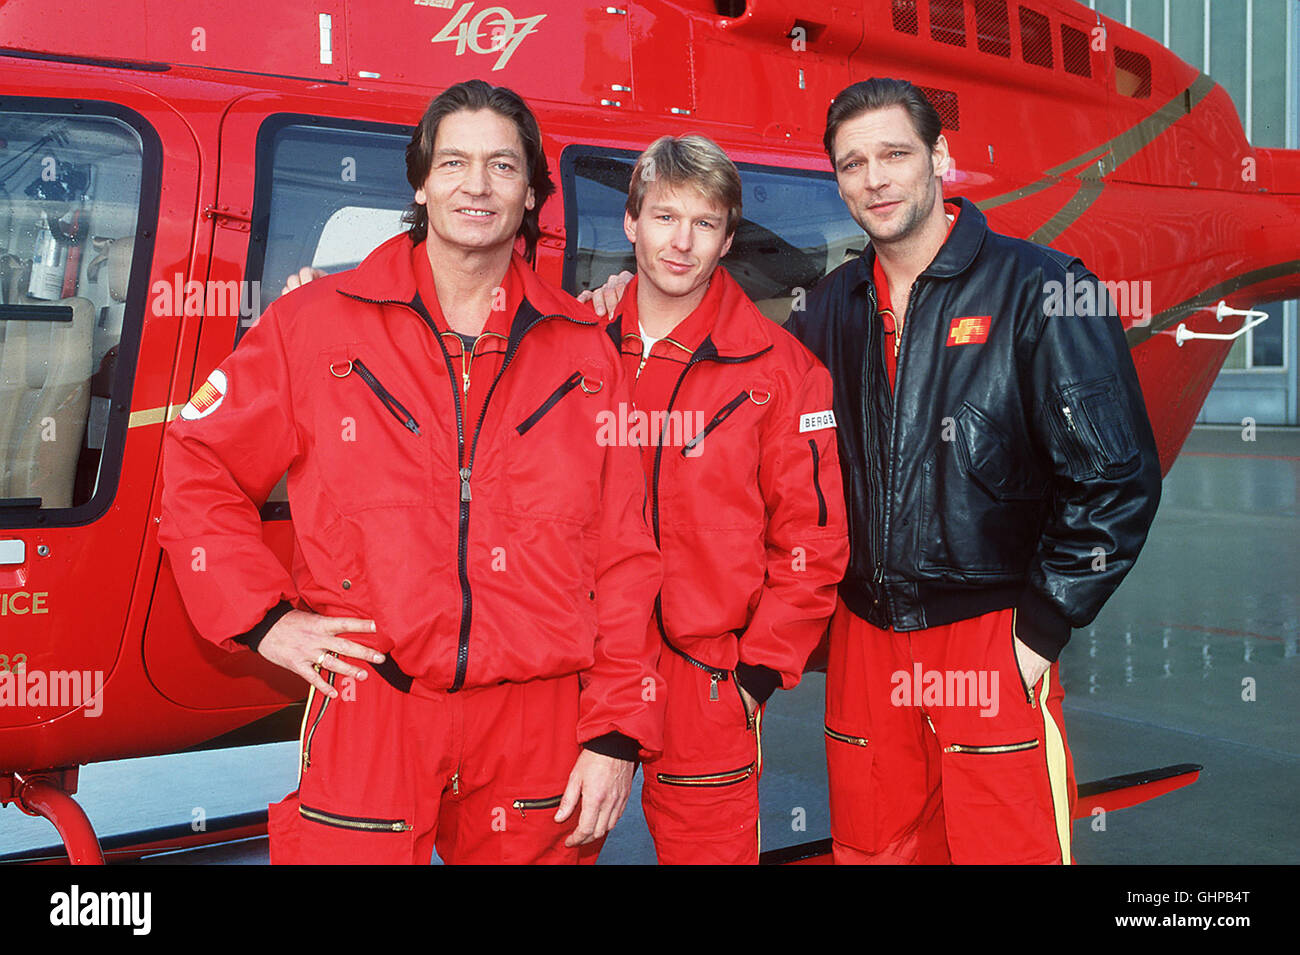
[823, 78, 942, 165]
[403, 79, 555, 263]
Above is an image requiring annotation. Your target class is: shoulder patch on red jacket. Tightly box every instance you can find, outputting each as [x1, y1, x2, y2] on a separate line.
[947, 316, 991, 346]
[799, 410, 837, 433]
[180, 369, 228, 421]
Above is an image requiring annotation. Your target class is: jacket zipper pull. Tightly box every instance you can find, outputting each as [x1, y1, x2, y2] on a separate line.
[1062, 404, 1077, 433]
[709, 672, 719, 701]
[462, 343, 475, 396]
[459, 466, 472, 502]
[451, 771, 460, 795]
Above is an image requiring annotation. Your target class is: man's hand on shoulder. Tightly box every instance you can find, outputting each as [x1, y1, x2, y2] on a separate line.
[555, 748, 635, 847]
[280, 266, 327, 297]
[258, 609, 385, 697]
[575, 270, 634, 317]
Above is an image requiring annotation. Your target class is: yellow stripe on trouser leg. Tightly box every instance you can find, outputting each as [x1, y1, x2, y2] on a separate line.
[1038, 670, 1071, 864]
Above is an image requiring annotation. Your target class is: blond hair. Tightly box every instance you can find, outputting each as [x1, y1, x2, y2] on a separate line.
[625, 135, 743, 237]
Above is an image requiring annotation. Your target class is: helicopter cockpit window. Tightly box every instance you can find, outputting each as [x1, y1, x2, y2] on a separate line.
[0, 110, 146, 515]
[243, 117, 412, 511]
[242, 118, 413, 344]
[561, 147, 866, 326]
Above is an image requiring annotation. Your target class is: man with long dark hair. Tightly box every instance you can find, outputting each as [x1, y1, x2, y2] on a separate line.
[160, 80, 663, 864]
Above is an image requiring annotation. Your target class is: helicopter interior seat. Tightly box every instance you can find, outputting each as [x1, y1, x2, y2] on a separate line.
[0, 249, 95, 509]
[0, 252, 25, 501]
[750, 296, 793, 325]
[86, 233, 132, 365]
[746, 231, 864, 327]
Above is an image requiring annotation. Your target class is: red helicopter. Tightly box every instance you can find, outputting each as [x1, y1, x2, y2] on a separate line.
[1, 0, 1295, 864]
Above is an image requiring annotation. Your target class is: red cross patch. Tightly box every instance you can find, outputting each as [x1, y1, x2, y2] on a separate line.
[946, 315, 991, 346]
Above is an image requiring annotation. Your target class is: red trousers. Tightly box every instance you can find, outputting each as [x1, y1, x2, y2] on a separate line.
[268, 665, 593, 864]
[640, 648, 763, 864]
[825, 602, 1076, 865]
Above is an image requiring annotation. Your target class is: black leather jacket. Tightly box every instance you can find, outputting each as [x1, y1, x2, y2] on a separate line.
[787, 197, 1161, 661]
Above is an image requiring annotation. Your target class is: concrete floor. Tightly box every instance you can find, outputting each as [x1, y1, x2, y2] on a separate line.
[1, 426, 1295, 864]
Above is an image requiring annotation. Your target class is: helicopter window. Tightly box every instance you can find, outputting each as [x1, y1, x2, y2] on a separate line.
[1060, 24, 1092, 78]
[1018, 6, 1054, 69]
[313, 206, 408, 270]
[974, 0, 1012, 58]
[561, 147, 866, 326]
[242, 117, 413, 342]
[0, 108, 150, 518]
[891, 0, 919, 35]
[918, 86, 962, 132]
[241, 117, 413, 512]
[1114, 48, 1152, 99]
[930, 0, 968, 47]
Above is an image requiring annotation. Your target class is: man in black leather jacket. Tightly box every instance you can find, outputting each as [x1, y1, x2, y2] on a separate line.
[786, 77, 1162, 864]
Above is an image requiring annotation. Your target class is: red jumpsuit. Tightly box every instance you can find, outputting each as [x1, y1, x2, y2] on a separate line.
[160, 236, 664, 864]
[606, 269, 849, 864]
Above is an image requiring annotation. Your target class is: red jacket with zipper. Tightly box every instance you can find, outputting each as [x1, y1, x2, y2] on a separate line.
[159, 234, 664, 755]
[607, 268, 849, 695]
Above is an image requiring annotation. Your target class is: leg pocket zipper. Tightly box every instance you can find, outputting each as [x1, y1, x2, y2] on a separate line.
[301, 674, 335, 770]
[824, 725, 869, 747]
[512, 794, 564, 817]
[1011, 610, 1039, 708]
[943, 739, 1040, 755]
[656, 763, 756, 787]
[298, 803, 412, 832]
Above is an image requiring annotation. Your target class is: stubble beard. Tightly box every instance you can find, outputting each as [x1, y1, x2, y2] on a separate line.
[863, 175, 938, 250]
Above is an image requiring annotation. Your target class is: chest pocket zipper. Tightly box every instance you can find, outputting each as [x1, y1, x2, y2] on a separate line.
[517, 371, 584, 435]
[680, 390, 750, 456]
[349, 359, 421, 435]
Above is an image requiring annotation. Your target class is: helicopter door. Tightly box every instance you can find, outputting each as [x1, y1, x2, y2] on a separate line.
[142, 96, 414, 710]
[0, 83, 183, 729]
